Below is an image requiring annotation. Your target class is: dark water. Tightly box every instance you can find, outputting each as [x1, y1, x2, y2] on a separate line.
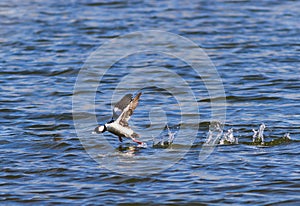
[1, 0, 300, 205]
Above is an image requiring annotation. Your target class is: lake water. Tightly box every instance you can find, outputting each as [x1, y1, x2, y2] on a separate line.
[1, 0, 300, 205]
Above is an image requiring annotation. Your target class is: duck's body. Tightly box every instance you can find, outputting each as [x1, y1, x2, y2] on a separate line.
[106, 121, 139, 139]
[94, 92, 143, 144]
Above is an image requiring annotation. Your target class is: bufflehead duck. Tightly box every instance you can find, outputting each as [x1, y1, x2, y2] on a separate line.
[94, 92, 144, 145]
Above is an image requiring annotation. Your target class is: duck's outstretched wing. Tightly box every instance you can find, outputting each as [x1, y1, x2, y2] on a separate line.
[116, 92, 142, 127]
[112, 94, 133, 120]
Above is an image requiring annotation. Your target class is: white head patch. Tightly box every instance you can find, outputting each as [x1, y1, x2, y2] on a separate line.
[97, 125, 105, 133]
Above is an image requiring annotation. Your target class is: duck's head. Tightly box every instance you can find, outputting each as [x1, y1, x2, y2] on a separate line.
[94, 124, 107, 134]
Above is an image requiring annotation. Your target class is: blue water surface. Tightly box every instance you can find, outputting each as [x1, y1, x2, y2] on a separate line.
[1, 0, 299, 205]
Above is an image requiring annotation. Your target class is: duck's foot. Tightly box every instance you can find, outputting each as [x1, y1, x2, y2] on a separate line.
[132, 138, 143, 144]
[132, 138, 147, 148]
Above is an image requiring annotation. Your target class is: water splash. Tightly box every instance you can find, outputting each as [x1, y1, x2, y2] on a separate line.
[252, 129, 258, 142]
[152, 124, 177, 148]
[204, 121, 223, 146]
[199, 121, 223, 161]
[137, 142, 148, 148]
[265, 133, 292, 146]
[252, 123, 266, 144]
[219, 128, 238, 145]
[166, 124, 177, 144]
[283, 133, 291, 140]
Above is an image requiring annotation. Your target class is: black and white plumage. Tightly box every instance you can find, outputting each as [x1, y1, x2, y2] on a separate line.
[94, 92, 143, 145]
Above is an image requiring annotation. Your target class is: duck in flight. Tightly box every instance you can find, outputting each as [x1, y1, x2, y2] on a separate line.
[94, 92, 144, 145]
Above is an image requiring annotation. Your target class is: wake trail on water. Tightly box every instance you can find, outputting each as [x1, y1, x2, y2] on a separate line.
[107, 122, 295, 155]
[209, 122, 293, 147]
